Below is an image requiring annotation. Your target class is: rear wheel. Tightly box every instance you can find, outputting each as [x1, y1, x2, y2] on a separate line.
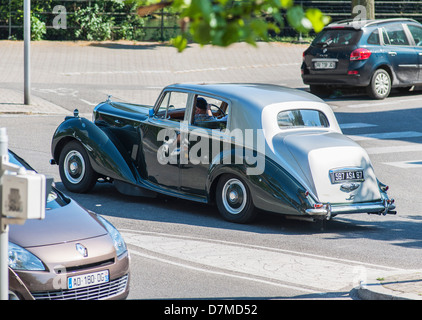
[59, 140, 97, 193]
[216, 175, 256, 223]
[367, 69, 391, 99]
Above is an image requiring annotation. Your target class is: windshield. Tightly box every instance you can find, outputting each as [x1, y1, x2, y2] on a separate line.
[312, 29, 360, 46]
[8, 151, 69, 209]
[277, 109, 329, 128]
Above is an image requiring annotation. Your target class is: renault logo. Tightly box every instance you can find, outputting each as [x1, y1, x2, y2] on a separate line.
[76, 243, 88, 257]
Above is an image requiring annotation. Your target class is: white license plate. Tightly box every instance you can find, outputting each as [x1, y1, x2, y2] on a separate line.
[314, 61, 336, 69]
[68, 270, 109, 290]
[330, 170, 364, 184]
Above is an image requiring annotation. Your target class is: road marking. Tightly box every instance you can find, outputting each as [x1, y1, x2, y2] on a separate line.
[383, 159, 422, 169]
[345, 97, 422, 109]
[60, 63, 301, 76]
[121, 230, 405, 292]
[340, 123, 377, 129]
[365, 145, 422, 155]
[348, 131, 422, 141]
[79, 98, 97, 106]
[128, 248, 319, 294]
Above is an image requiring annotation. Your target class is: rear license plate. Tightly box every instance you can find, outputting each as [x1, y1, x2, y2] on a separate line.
[68, 270, 109, 290]
[314, 61, 336, 69]
[329, 169, 364, 184]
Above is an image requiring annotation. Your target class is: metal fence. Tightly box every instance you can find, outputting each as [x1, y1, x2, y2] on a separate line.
[1, 0, 422, 41]
[0, 0, 181, 41]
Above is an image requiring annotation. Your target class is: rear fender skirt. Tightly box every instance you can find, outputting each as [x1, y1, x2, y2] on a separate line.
[207, 150, 310, 215]
[51, 117, 139, 185]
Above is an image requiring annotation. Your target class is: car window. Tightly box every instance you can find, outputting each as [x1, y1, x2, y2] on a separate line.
[191, 95, 228, 130]
[367, 29, 380, 45]
[8, 151, 68, 208]
[407, 24, 422, 46]
[381, 27, 391, 45]
[155, 91, 188, 122]
[312, 29, 360, 46]
[384, 24, 409, 46]
[277, 109, 329, 128]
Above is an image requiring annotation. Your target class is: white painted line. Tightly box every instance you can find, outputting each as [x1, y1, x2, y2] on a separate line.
[349, 131, 422, 141]
[61, 63, 301, 76]
[79, 98, 97, 106]
[365, 145, 422, 155]
[346, 97, 422, 109]
[121, 230, 405, 292]
[340, 123, 377, 129]
[129, 249, 319, 294]
[383, 159, 422, 169]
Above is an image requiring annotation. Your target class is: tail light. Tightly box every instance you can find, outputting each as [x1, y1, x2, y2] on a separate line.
[350, 48, 371, 61]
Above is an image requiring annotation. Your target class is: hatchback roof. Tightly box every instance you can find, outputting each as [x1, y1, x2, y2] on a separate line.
[326, 18, 419, 30]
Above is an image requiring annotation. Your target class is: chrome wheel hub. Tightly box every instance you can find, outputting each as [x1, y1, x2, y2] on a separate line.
[64, 150, 85, 184]
[222, 178, 247, 215]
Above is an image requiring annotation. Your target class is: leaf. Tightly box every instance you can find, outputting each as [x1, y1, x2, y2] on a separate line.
[172, 35, 188, 52]
[305, 8, 328, 33]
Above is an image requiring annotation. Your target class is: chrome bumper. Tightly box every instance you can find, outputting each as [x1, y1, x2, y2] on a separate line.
[305, 199, 396, 219]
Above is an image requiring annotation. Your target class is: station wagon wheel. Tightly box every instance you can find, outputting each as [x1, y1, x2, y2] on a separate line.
[367, 69, 391, 99]
[59, 140, 97, 193]
[216, 175, 256, 223]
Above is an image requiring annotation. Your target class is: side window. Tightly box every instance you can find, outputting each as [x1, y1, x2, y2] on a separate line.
[407, 24, 422, 46]
[381, 28, 391, 45]
[385, 24, 410, 46]
[367, 29, 380, 45]
[155, 91, 188, 122]
[192, 95, 228, 130]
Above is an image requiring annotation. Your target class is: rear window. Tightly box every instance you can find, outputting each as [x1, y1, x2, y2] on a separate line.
[312, 29, 360, 46]
[277, 109, 329, 128]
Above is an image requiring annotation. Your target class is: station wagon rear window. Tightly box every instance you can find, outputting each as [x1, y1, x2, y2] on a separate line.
[277, 109, 329, 128]
[312, 29, 360, 46]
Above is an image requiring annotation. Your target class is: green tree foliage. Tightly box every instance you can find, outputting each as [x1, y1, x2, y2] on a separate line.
[132, 0, 330, 51]
[1, 0, 329, 48]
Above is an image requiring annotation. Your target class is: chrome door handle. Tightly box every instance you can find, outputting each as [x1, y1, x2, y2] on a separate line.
[388, 51, 397, 56]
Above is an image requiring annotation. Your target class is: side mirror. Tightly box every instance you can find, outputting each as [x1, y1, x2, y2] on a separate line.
[149, 108, 155, 118]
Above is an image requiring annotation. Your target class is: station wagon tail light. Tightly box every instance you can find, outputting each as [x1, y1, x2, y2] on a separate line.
[350, 48, 371, 61]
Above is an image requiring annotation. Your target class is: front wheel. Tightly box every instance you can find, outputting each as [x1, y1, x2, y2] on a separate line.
[367, 69, 391, 99]
[216, 175, 256, 223]
[59, 140, 97, 193]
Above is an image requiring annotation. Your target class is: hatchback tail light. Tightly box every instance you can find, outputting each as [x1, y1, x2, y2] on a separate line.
[350, 48, 372, 61]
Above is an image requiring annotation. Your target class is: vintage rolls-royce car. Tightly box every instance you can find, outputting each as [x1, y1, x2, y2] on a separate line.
[50, 83, 396, 224]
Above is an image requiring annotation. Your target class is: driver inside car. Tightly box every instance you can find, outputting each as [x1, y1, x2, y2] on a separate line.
[194, 97, 227, 126]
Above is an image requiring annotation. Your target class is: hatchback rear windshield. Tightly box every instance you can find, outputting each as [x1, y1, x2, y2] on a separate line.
[277, 109, 329, 128]
[312, 29, 360, 46]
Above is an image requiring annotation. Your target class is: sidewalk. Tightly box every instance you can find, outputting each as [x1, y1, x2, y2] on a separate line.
[358, 272, 422, 300]
[0, 88, 69, 115]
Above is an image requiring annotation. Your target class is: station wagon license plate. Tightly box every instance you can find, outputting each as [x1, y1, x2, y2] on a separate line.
[68, 270, 109, 289]
[314, 61, 336, 69]
[329, 169, 364, 184]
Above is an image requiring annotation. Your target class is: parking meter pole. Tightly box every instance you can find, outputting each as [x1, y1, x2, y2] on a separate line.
[0, 128, 9, 300]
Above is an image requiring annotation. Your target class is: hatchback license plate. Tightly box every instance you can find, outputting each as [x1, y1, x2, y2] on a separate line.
[314, 61, 336, 69]
[68, 270, 109, 289]
[330, 170, 364, 184]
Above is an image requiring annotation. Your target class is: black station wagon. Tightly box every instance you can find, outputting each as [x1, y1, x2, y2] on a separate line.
[302, 18, 422, 99]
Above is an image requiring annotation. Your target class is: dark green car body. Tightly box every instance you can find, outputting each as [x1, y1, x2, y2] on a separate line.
[51, 84, 395, 223]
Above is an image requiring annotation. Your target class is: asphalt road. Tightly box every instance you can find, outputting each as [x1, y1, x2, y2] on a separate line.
[1, 41, 422, 301]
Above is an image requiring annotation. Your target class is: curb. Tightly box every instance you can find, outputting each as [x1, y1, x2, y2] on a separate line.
[357, 280, 422, 300]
